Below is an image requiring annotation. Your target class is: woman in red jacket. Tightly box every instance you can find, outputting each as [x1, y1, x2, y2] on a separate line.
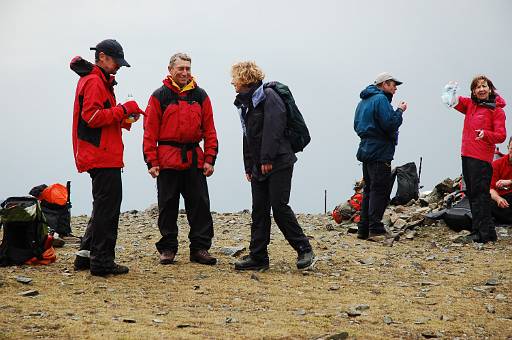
[445, 75, 506, 243]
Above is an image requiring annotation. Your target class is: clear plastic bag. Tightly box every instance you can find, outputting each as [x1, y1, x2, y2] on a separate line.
[441, 81, 459, 108]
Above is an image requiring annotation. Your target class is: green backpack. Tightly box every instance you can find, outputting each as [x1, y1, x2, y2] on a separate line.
[0, 197, 49, 266]
[264, 81, 311, 153]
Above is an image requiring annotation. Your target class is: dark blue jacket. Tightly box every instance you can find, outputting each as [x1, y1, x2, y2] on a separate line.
[353, 85, 403, 162]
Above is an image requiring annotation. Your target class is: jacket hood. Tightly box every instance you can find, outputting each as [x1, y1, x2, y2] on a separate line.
[359, 84, 393, 102]
[70, 56, 117, 86]
[70, 56, 94, 77]
[496, 94, 506, 108]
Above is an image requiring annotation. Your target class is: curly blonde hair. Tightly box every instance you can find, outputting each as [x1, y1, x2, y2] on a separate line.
[231, 61, 265, 86]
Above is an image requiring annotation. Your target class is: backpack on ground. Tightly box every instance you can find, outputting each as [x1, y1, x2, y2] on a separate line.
[0, 197, 51, 266]
[425, 194, 472, 232]
[390, 162, 419, 205]
[264, 81, 311, 153]
[29, 181, 72, 236]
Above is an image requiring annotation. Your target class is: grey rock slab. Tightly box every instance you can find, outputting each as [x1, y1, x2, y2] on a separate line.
[346, 308, 361, 317]
[383, 315, 394, 324]
[219, 245, 246, 257]
[15, 276, 33, 284]
[421, 331, 442, 338]
[495, 294, 507, 301]
[473, 286, 496, 293]
[18, 290, 39, 297]
[485, 278, 499, 286]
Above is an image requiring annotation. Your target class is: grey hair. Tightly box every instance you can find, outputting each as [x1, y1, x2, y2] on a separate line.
[169, 52, 191, 68]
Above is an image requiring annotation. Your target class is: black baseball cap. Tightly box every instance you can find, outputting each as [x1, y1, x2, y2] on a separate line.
[90, 39, 130, 67]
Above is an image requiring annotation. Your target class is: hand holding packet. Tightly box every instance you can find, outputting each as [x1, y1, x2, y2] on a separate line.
[441, 81, 459, 108]
[121, 94, 144, 123]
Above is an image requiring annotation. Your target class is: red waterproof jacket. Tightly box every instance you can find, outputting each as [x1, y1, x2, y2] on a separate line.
[143, 77, 218, 170]
[491, 154, 512, 196]
[455, 95, 506, 164]
[72, 62, 131, 172]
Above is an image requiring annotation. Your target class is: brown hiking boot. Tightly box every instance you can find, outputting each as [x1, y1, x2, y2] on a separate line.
[190, 249, 217, 265]
[159, 250, 176, 265]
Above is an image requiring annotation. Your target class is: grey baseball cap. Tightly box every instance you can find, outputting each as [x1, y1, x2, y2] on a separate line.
[374, 72, 402, 85]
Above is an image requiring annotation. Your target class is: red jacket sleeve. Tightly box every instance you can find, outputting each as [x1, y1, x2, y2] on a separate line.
[81, 77, 124, 128]
[454, 96, 471, 115]
[490, 158, 502, 190]
[483, 107, 506, 145]
[143, 96, 162, 168]
[200, 95, 219, 165]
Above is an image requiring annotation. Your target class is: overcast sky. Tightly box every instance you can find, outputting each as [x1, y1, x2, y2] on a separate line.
[1, 0, 511, 215]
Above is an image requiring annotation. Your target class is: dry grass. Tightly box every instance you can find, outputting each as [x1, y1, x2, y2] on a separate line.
[1, 210, 511, 339]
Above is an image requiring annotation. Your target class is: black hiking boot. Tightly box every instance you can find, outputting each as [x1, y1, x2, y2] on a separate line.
[296, 250, 316, 269]
[90, 263, 129, 277]
[74, 255, 90, 271]
[234, 255, 269, 271]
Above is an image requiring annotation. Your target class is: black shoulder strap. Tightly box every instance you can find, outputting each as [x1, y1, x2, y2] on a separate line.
[153, 86, 207, 114]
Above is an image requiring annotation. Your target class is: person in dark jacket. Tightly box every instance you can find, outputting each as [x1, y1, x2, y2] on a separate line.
[71, 39, 145, 276]
[231, 61, 314, 270]
[143, 53, 219, 266]
[353, 72, 407, 241]
[445, 75, 506, 243]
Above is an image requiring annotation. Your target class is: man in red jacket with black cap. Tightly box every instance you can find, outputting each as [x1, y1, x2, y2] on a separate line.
[143, 52, 218, 266]
[71, 39, 144, 276]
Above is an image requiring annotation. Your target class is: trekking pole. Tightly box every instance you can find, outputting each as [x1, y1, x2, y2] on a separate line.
[324, 189, 327, 214]
[418, 157, 423, 190]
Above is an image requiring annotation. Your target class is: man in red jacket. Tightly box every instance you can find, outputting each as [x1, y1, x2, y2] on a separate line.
[71, 39, 144, 276]
[143, 53, 218, 265]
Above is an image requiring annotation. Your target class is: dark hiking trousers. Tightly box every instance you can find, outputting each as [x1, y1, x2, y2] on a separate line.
[358, 161, 392, 233]
[462, 156, 496, 242]
[79, 168, 122, 271]
[250, 166, 311, 261]
[155, 168, 214, 253]
[491, 193, 512, 224]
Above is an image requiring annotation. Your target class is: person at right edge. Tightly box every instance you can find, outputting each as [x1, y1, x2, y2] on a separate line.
[230, 61, 315, 271]
[444, 75, 506, 244]
[354, 72, 407, 242]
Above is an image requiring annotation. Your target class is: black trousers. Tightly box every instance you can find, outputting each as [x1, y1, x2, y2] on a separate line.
[80, 168, 122, 271]
[491, 193, 512, 224]
[358, 161, 392, 233]
[462, 156, 496, 241]
[155, 168, 214, 253]
[250, 166, 311, 260]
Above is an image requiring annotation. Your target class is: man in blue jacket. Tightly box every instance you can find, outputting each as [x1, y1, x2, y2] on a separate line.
[353, 72, 408, 241]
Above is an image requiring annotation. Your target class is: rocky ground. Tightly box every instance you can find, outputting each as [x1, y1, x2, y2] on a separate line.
[1, 197, 512, 339]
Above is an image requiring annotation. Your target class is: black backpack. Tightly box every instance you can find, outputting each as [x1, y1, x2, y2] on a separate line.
[0, 197, 49, 266]
[390, 162, 420, 205]
[264, 81, 311, 153]
[425, 194, 472, 232]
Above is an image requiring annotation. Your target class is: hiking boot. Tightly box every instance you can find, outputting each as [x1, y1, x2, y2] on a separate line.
[52, 236, 65, 248]
[190, 249, 217, 265]
[234, 255, 269, 271]
[297, 250, 316, 269]
[357, 225, 369, 240]
[159, 250, 176, 265]
[367, 230, 400, 242]
[453, 234, 477, 244]
[74, 255, 90, 271]
[90, 263, 129, 277]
